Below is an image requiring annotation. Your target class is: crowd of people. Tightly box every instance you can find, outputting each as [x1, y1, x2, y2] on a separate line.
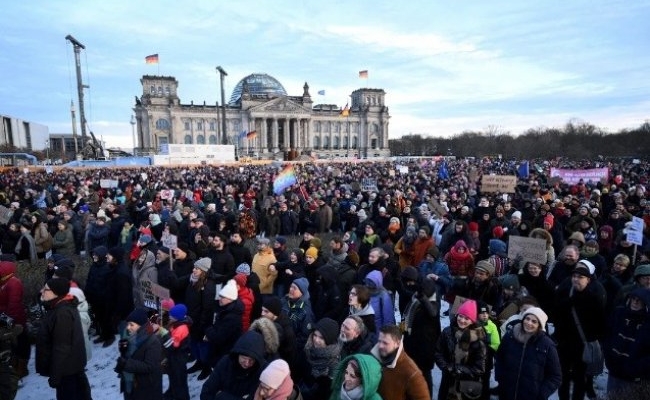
[0, 157, 649, 400]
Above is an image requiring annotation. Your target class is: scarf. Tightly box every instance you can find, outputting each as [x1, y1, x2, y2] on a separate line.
[340, 384, 365, 400]
[512, 322, 534, 344]
[15, 232, 37, 261]
[120, 227, 131, 245]
[122, 327, 151, 394]
[304, 340, 340, 378]
[363, 233, 378, 245]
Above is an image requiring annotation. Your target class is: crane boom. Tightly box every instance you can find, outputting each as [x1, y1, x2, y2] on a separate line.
[65, 34, 88, 145]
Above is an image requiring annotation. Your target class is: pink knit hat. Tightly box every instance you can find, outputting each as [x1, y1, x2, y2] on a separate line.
[260, 359, 290, 389]
[457, 299, 477, 323]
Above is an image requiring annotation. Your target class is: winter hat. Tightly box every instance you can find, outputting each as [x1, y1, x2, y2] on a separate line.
[457, 299, 477, 323]
[263, 296, 283, 317]
[492, 226, 504, 239]
[45, 278, 70, 297]
[292, 277, 309, 296]
[574, 259, 595, 278]
[468, 222, 479, 233]
[157, 245, 171, 255]
[313, 317, 339, 345]
[488, 239, 507, 257]
[511, 211, 522, 220]
[543, 215, 554, 229]
[275, 236, 287, 246]
[310, 237, 322, 250]
[522, 307, 548, 331]
[53, 265, 73, 280]
[234, 273, 248, 287]
[138, 234, 152, 245]
[568, 232, 586, 246]
[259, 359, 291, 390]
[108, 246, 125, 262]
[475, 260, 495, 276]
[54, 258, 76, 270]
[389, 217, 401, 225]
[256, 237, 270, 246]
[235, 263, 251, 275]
[427, 245, 439, 259]
[194, 257, 212, 272]
[161, 298, 175, 311]
[305, 247, 319, 259]
[419, 225, 431, 236]
[176, 242, 191, 255]
[476, 300, 490, 315]
[400, 266, 419, 282]
[126, 308, 149, 326]
[169, 304, 187, 321]
[634, 264, 650, 279]
[500, 274, 520, 291]
[218, 279, 238, 300]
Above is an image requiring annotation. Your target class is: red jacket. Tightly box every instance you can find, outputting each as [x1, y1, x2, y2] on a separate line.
[234, 274, 255, 332]
[0, 261, 26, 326]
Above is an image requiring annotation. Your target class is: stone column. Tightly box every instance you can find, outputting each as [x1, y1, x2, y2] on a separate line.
[283, 118, 289, 150]
[272, 118, 279, 152]
[260, 118, 266, 152]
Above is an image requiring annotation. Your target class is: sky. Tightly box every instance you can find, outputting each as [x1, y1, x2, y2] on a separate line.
[2, 1, 650, 150]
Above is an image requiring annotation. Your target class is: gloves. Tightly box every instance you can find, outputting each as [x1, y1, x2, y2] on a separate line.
[118, 339, 129, 356]
[114, 357, 126, 374]
[48, 377, 60, 388]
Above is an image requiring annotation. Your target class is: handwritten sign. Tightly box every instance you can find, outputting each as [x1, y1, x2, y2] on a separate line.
[624, 216, 645, 245]
[508, 236, 547, 265]
[140, 279, 157, 310]
[481, 175, 517, 193]
[161, 233, 178, 250]
[150, 282, 170, 300]
[361, 178, 378, 192]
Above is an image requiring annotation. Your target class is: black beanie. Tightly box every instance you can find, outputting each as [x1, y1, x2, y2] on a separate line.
[313, 318, 339, 346]
[263, 296, 283, 317]
[46, 278, 70, 297]
[126, 308, 149, 326]
[53, 265, 73, 280]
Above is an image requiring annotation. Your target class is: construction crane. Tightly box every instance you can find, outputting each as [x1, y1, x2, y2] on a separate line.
[66, 34, 106, 160]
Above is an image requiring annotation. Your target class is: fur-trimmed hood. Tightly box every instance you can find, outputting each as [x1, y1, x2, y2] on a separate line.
[529, 228, 553, 246]
[249, 317, 280, 356]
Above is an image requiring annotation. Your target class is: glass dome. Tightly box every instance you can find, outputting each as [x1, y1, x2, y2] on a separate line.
[229, 73, 287, 105]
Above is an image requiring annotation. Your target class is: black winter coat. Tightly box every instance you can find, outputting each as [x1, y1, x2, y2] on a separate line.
[553, 278, 607, 348]
[35, 296, 87, 384]
[495, 324, 562, 400]
[204, 299, 244, 365]
[185, 276, 217, 341]
[120, 329, 163, 400]
[200, 330, 267, 400]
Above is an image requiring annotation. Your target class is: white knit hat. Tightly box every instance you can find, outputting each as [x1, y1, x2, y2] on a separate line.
[260, 359, 291, 389]
[219, 279, 238, 300]
[523, 307, 548, 331]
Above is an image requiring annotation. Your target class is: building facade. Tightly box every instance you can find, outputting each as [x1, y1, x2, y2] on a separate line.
[133, 73, 390, 159]
[0, 114, 49, 151]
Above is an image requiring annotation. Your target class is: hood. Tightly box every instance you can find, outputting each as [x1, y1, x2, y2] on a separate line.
[92, 245, 108, 258]
[0, 261, 16, 279]
[364, 270, 384, 289]
[629, 287, 650, 313]
[529, 228, 553, 246]
[317, 265, 338, 285]
[353, 354, 383, 398]
[249, 318, 280, 355]
[230, 330, 267, 369]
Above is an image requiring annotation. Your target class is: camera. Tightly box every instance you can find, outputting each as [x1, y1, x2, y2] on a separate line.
[0, 313, 14, 329]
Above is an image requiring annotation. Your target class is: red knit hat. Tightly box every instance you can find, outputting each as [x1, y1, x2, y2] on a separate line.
[492, 226, 504, 238]
[468, 222, 479, 232]
[543, 215, 554, 229]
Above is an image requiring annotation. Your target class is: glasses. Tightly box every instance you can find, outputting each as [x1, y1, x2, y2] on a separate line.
[349, 291, 357, 296]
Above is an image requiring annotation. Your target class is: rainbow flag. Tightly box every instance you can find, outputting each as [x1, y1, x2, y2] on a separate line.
[145, 54, 159, 64]
[273, 165, 297, 195]
[246, 130, 257, 139]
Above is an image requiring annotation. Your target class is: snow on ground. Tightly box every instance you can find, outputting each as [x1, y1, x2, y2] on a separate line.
[16, 300, 607, 399]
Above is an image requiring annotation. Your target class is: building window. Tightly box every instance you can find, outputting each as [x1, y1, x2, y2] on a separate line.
[184, 122, 190, 131]
[197, 135, 205, 144]
[313, 136, 320, 149]
[333, 123, 339, 133]
[352, 136, 358, 149]
[323, 136, 330, 149]
[209, 135, 217, 144]
[333, 136, 340, 149]
[343, 137, 349, 148]
[371, 138, 378, 149]
[165, 86, 170, 95]
[209, 121, 216, 131]
[314, 121, 320, 132]
[197, 122, 203, 130]
[150, 85, 156, 94]
[184, 135, 193, 144]
[158, 86, 163, 95]
[155, 119, 170, 130]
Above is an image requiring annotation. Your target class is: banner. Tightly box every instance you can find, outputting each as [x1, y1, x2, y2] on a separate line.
[481, 175, 517, 193]
[508, 236, 548, 265]
[100, 179, 119, 188]
[549, 167, 609, 185]
[0, 206, 12, 225]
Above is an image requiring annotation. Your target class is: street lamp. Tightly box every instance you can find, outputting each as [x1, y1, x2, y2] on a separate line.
[130, 115, 137, 154]
[216, 66, 228, 145]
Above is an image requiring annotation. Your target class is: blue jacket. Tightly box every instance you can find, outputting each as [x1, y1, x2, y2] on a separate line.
[495, 324, 561, 400]
[417, 259, 452, 296]
[365, 270, 395, 329]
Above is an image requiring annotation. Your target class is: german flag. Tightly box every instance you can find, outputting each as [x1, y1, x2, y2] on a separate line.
[358, 70, 368, 79]
[145, 54, 159, 64]
[340, 103, 350, 117]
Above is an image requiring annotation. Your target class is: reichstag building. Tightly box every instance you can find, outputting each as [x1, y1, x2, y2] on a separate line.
[133, 73, 390, 159]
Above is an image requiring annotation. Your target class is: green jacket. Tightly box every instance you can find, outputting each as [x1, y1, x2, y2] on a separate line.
[329, 354, 383, 400]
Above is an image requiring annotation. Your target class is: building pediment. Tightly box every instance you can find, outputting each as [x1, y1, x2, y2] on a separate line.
[249, 97, 311, 116]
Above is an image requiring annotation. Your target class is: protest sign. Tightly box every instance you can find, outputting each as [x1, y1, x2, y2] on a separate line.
[0, 206, 12, 225]
[624, 216, 645, 246]
[150, 282, 170, 300]
[160, 189, 174, 200]
[361, 178, 378, 192]
[508, 236, 547, 265]
[140, 279, 157, 309]
[161, 233, 178, 250]
[481, 175, 517, 193]
[549, 167, 609, 185]
[100, 179, 119, 188]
